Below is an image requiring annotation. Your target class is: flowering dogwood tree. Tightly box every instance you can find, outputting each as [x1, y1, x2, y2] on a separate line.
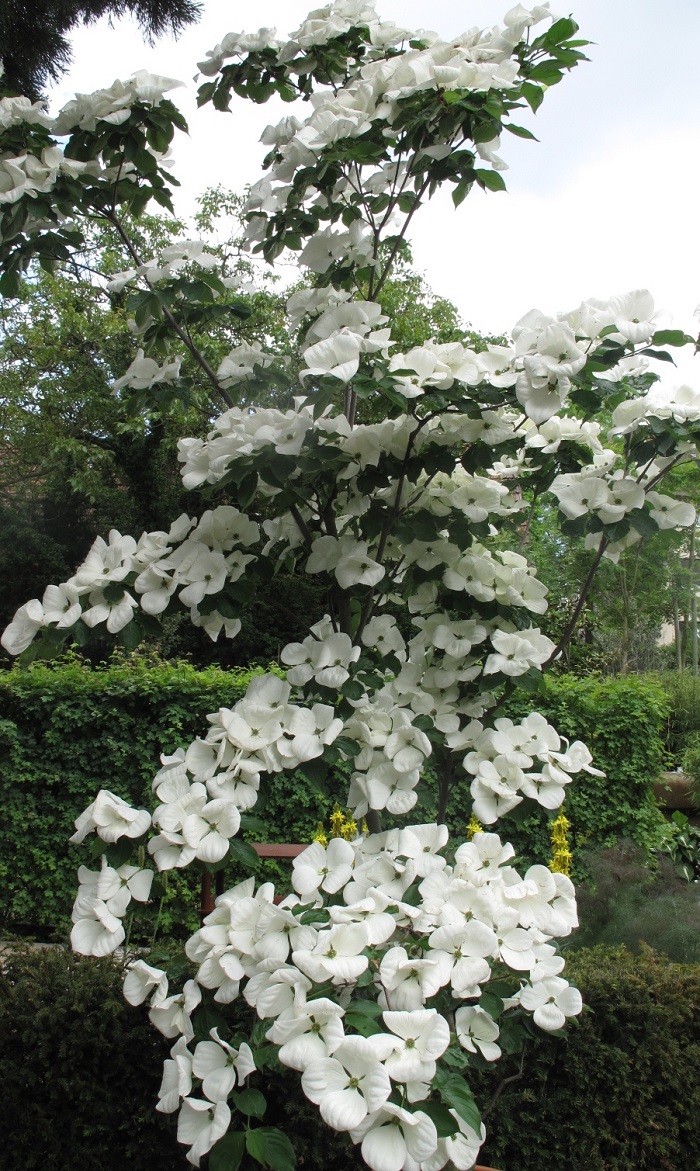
[3, 2, 700, 1168]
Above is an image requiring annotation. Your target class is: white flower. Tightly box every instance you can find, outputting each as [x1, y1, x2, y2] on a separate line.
[1, 598, 44, 654]
[177, 1098, 231, 1167]
[455, 1005, 501, 1061]
[70, 898, 125, 956]
[301, 1035, 392, 1131]
[292, 838, 356, 900]
[150, 980, 202, 1040]
[123, 960, 168, 1006]
[519, 974, 583, 1031]
[353, 1102, 439, 1171]
[70, 790, 151, 845]
[156, 1037, 193, 1114]
[646, 492, 695, 529]
[192, 1030, 254, 1102]
[484, 628, 554, 676]
[380, 1009, 450, 1084]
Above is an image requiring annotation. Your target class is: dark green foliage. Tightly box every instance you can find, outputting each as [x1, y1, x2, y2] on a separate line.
[472, 946, 700, 1171]
[0, 945, 186, 1171]
[1, 1, 202, 101]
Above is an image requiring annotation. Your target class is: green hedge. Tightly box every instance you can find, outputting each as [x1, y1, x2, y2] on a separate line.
[0, 655, 347, 937]
[2, 945, 698, 1171]
[492, 673, 670, 877]
[0, 660, 669, 934]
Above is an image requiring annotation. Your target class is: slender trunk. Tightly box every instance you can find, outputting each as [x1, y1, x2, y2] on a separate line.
[674, 603, 683, 673]
[690, 529, 697, 677]
[619, 567, 630, 677]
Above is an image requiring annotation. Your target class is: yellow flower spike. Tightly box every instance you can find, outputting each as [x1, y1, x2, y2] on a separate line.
[329, 806, 345, 839]
[341, 813, 357, 840]
[313, 822, 328, 847]
[361, 818, 369, 836]
[467, 812, 484, 840]
[549, 810, 572, 876]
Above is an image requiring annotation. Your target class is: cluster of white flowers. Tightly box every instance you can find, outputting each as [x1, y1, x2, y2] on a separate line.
[115, 823, 580, 1168]
[448, 712, 604, 823]
[0, 72, 183, 208]
[223, 3, 556, 267]
[0, 506, 262, 652]
[53, 71, 184, 134]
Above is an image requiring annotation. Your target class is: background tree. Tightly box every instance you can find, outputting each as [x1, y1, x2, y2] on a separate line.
[0, 0, 202, 100]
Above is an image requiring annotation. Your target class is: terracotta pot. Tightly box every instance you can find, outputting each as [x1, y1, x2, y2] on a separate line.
[475, 1166, 502, 1171]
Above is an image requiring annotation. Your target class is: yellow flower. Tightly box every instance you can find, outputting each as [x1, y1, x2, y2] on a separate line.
[549, 811, 572, 876]
[466, 812, 484, 840]
[313, 822, 328, 847]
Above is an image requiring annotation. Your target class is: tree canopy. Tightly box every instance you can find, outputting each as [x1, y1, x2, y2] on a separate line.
[0, 1, 202, 100]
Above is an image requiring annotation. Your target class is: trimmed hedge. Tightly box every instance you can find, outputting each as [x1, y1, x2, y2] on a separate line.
[0, 946, 185, 1171]
[492, 672, 670, 877]
[0, 655, 348, 937]
[1, 945, 698, 1171]
[0, 660, 669, 934]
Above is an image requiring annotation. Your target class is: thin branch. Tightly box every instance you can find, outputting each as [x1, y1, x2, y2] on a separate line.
[544, 535, 608, 667]
[100, 209, 234, 409]
[483, 1047, 527, 1120]
[290, 504, 314, 550]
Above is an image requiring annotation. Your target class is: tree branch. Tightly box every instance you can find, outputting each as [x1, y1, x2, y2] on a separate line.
[100, 209, 235, 409]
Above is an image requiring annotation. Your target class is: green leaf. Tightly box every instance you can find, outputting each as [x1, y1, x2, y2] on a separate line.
[474, 168, 507, 192]
[544, 16, 579, 44]
[344, 998, 384, 1018]
[438, 1075, 482, 1133]
[232, 1089, 267, 1119]
[627, 508, 659, 537]
[504, 123, 538, 140]
[521, 81, 544, 112]
[639, 347, 675, 364]
[514, 667, 545, 694]
[333, 736, 361, 758]
[228, 838, 261, 869]
[209, 1131, 246, 1171]
[245, 1127, 297, 1171]
[420, 1100, 460, 1138]
[451, 178, 473, 207]
[651, 329, 693, 347]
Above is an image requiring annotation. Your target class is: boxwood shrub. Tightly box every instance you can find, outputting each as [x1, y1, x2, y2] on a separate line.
[473, 945, 700, 1170]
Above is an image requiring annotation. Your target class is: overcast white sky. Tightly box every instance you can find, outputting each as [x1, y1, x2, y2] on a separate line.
[53, 0, 700, 380]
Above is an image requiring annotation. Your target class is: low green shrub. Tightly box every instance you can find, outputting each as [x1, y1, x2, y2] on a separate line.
[0, 946, 185, 1171]
[473, 945, 700, 1171]
[3, 945, 698, 1171]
